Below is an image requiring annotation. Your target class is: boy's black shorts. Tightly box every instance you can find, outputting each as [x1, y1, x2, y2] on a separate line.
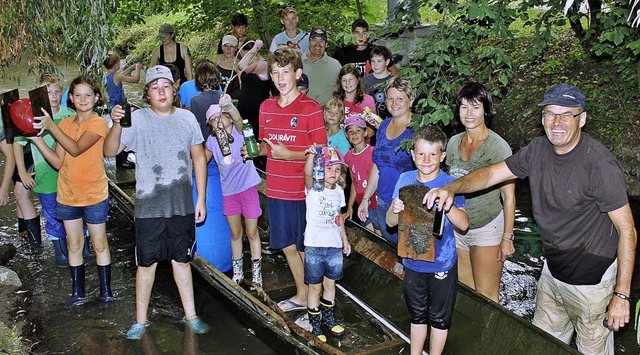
[403, 263, 458, 330]
[135, 214, 196, 267]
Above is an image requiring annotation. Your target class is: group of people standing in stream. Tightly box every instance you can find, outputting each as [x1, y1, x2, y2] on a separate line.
[0, 6, 636, 355]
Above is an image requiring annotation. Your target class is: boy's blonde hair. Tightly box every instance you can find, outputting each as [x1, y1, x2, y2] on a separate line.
[38, 73, 61, 86]
[412, 125, 447, 153]
[324, 98, 344, 117]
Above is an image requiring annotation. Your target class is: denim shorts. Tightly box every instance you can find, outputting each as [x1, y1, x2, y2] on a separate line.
[304, 247, 344, 284]
[369, 197, 398, 244]
[56, 199, 109, 224]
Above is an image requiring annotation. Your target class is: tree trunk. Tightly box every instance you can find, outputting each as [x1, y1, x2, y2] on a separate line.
[251, 0, 272, 48]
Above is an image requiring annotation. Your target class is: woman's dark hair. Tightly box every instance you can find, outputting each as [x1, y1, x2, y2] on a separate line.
[67, 75, 104, 109]
[455, 81, 494, 127]
[194, 60, 221, 92]
[332, 64, 364, 105]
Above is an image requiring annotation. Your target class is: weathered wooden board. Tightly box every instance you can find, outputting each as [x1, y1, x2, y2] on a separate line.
[397, 184, 436, 262]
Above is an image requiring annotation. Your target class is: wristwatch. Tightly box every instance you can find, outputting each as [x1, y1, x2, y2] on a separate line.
[502, 233, 514, 241]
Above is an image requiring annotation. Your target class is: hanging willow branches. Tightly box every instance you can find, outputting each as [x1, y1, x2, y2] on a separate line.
[0, 0, 116, 77]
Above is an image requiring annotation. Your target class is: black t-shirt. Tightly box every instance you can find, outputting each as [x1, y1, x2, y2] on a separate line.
[505, 134, 628, 285]
[237, 72, 273, 137]
[333, 43, 395, 76]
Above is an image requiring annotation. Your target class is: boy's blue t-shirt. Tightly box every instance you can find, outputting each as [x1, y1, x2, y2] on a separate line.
[392, 169, 466, 273]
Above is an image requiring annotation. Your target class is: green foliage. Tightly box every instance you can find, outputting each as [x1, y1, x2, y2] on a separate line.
[0, 0, 115, 78]
[400, 0, 516, 128]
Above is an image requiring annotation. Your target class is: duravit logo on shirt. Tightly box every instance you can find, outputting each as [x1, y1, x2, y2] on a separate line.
[268, 133, 297, 142]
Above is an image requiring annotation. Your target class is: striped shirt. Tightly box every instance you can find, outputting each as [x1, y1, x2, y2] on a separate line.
[259, 93, 327, 200]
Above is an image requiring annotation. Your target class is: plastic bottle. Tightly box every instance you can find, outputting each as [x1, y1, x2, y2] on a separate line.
[120, 97, 131, 127]
[312, 147, 324, 192]
[242, 119, 259, 158]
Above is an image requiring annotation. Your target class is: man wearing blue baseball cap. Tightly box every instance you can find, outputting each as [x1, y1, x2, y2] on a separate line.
[423, 84, 636, 354]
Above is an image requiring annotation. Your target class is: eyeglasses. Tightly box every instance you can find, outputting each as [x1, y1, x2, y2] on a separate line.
[541, 110, 583, 121]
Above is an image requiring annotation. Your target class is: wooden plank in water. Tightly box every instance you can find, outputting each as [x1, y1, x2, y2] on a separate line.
[347, 226, 405, 281]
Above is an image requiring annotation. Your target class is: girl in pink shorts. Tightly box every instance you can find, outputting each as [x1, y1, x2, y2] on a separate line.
[204, 95, 263, 287]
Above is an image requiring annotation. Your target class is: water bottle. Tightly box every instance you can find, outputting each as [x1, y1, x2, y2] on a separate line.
[312, 147, 324, 192]
[242, 119, 259, 158]
[120, 97, 131, 127]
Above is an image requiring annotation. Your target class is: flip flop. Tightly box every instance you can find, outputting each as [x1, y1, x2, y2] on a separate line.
[277, 299, 306, 312]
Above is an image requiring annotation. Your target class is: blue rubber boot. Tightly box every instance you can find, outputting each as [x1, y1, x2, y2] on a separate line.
[308, 307, 326, 342]
[320, 297, 345, 336]
[97, 264, 114, 303]
[68, 265, 86, 307]
[51, 238, 68, 266]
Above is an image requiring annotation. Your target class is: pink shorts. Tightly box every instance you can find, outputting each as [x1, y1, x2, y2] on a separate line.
[223, 185, 262, 219]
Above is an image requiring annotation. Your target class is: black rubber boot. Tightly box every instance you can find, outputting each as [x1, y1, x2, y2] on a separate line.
[320, 297, 345, 336]
[97, 264, 114, 303]
[18, 218, 27, 239]
[25, 217, 42, 246]
[68, 265, 86, 307]
[51, 238, 68, 266]
[308, 307, 326, 342]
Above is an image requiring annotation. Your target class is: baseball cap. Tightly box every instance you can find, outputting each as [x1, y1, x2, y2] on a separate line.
[297, 73, 309, 88]
[206, 104, 221, 119]
[222, 35, 238, 47]
[145, 65, 174, 85]
[158, 24, 174, 38]
[322, 147, 347, 167]
[537, 84, 586, 110]
[344, 113, 366, 129]
[309, 28, 328, 42]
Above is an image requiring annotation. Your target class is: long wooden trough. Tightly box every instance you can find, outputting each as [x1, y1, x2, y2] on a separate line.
[107, 168, 578, 354]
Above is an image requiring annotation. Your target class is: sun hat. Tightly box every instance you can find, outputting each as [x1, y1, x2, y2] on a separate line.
[344, 113, 366, 129]
[537, 84, 586, 110]
[322, 146, 347, 167]
[158, 24, 174, 38]
[222, 35, 239, 47]
[145, 65, 174, 85]
[206, 104, 221, 119]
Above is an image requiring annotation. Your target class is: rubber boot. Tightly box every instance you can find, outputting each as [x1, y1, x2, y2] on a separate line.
[68, 265, 86, 307]
[308, 307, 326, 342]
[320, 297, 345, 336]
[251, 258, 262, 288]
[232, 258, 244, 284]
[51, 238, 68, 266]
[97, 264, 114, 303]
[18, 218, 27, 239]
[25, 217, 42, 246]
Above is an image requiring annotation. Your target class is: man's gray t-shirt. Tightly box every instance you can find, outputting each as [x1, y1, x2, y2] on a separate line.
[505, 133, 627, 285]
[121, 107, 204, 218]
[447, 130, 512, 229]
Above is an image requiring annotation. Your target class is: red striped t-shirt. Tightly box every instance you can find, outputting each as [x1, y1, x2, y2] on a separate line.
[259, 93, 327, 200]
